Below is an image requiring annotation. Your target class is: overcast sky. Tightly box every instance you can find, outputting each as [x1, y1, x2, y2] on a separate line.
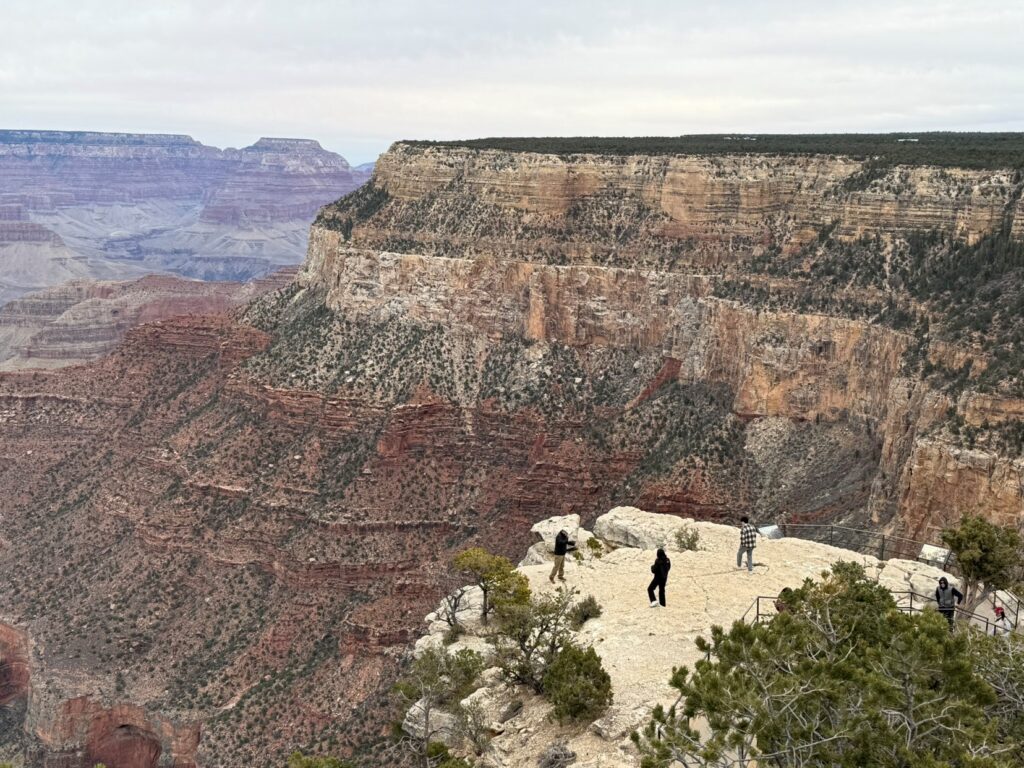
[2, 0, 1022, 164]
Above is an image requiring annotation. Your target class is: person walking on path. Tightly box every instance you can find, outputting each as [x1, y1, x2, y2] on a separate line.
[935, 577, 963, 631]
[549, 529, 576, 583]
[993, 606, 1014, 637]
[737, 516, 761, 573]
[648, 548, 671, 607]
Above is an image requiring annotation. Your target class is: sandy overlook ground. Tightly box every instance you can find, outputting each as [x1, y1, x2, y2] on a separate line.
[413, 507, 958, 768]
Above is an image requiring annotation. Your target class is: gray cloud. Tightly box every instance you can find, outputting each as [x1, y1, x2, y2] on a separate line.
[1, 0, 1021, 163]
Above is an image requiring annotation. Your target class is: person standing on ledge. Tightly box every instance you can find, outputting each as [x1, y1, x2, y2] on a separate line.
[737, 516, 761, 573]
[993, 606, 1013, 637]
[648, 548, 671, 607]
[549, 529, 576, 583]
[935, 577, 963, 631]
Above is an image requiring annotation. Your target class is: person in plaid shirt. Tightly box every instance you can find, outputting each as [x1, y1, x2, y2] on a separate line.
[737, 515, 761, 573]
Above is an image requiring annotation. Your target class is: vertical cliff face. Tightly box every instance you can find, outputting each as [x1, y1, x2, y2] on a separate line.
[310, 139, 1024, 537]
[328, 142, 1016, 267]
[0, 137, 1021, 767]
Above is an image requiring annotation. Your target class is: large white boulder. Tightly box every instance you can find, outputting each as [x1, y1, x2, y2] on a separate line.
[594, 507, 693, 550]
[518, 541, 552, 567]
[532, 514, 585, 548]
[432, 585, 486, 632]
[402, 697, 459, 745]
[459, 680, 515, 735]
[413, 631, 493, 662]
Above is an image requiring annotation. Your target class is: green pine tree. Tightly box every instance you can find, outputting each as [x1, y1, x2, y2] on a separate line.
[633, 562, 1019, 767]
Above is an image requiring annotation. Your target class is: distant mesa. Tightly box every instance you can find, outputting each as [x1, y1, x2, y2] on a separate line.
[0, 129, 372, 305]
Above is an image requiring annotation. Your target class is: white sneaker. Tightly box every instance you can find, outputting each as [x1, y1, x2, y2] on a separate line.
[650, 601, 659, 608]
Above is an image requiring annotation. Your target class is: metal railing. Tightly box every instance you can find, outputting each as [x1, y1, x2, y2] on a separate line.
[740, 591, 1014, 636]
[891, 590, 1014, 635]
[777, 522, 1019, 630]
[778, 523, 951, 566]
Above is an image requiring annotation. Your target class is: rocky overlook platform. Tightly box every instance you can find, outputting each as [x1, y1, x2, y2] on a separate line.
[410, 507, 958, 768]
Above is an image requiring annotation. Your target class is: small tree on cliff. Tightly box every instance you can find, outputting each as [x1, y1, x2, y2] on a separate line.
[492, 587, 577, 692]
[452, 547, 529, 624]
[942, 515, 1022, 611]
[543, 643, 613, 724]
[393, 646, 484, 765]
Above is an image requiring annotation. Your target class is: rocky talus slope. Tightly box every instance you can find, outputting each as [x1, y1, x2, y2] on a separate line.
[0, 137, 1020, 766]
[0, 131, 371, 303]
[0, 269, 296, 370]
[407, 507, 959, 768]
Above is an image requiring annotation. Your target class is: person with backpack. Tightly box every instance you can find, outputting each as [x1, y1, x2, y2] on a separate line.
[935, 577, 963, 631]
[549, 529, 576, 583]
[737, 516, 761, 573]
[648, 548, 671, 607]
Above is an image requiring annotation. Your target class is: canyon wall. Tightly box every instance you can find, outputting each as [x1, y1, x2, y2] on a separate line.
[324, 143, 1018, 267]
[0, 139, 1020, 766]
[312, 140, 1024, 540]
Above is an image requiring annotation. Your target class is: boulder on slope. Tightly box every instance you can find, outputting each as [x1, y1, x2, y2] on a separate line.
[531, 514, 593, 549]
[525, 515, 595, 566]
[593, 507, 694, 550]
[402, 697, 459, 745]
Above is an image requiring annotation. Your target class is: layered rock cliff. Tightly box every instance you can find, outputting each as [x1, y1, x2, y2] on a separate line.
[0, 269, 296, 370]
[0, 137, 1021, 767]
[319, 142, 1018, 268]
[0, 131, 371, 303]
[308, 140, 1024, 541]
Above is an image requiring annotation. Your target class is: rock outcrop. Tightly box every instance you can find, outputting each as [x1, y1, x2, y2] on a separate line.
[408, 508, 961, 767]
[321, 143, 1017, 268]
[0, 130, 371, 303]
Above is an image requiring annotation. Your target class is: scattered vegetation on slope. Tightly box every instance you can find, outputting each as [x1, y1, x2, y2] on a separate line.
[716, 216, 1024, 395]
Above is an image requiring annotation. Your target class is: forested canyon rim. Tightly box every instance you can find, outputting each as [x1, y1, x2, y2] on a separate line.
[0, 135, 1022, 767]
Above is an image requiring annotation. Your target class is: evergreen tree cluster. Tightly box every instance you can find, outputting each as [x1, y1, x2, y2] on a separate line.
[633, 562, 1024, 767]
[403, 134, 1024, 169]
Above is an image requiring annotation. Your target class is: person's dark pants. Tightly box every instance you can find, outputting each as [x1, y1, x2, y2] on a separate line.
[940, 608, 955, 631]
[648, 578, 666, 606]
[737, 546, 754, 572]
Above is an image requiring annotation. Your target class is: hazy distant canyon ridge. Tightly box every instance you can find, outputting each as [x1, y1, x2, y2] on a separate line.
[0, 135, 1022, 767]
[0, 131, 372, 305]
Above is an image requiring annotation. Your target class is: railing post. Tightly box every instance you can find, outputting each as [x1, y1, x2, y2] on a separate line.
[829, 526, 833, 546]
[879, 536, 886, 560]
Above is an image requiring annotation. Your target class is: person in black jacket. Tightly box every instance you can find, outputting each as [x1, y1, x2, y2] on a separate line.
[549, 529, 576, 583]
[648, 548, 671, 607]
[935, 577, 964, 631]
